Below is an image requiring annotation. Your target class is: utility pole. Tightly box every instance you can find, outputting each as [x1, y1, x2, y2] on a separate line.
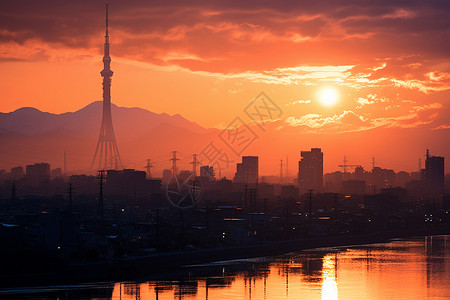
[170, 151, 179, 176]
[334, 193, 338, 221]
[97, 170, 106, 220]
[68, 182, 73, 212]
[371, 156, 375, 170]
[145, 159, 153, 179]
[308, 189, 314, 222]
[191, 154, 198, 177]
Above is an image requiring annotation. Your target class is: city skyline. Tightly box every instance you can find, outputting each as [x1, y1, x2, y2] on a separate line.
[0, 1, 449, 176]
[0, 104, 447, 176]
[0, 2, 449, 297]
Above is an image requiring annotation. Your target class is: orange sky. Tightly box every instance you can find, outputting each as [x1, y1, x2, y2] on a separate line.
[0, 1, 449, 174]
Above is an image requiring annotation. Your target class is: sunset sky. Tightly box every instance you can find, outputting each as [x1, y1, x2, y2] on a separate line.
[0, 0, 449, 173]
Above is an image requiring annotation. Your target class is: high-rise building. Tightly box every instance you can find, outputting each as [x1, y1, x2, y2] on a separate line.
[105, 169, 146, 197]
[200, 165, 215, 181]
[162, 169, 172, 185]
[298, 148, 323, 195]
[10, 166, 24, 180]
[178, 170, 192, 184]
[26, 163, 50, 187]
[51, 168, 62, 179]
[91, 3, 122, 170]
[423, 150, 444, 196]
[233, 156, 259, 184]
[371, 167, 396, 192]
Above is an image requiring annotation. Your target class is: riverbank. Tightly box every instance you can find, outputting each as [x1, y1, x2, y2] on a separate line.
[0, 226, 448, 288]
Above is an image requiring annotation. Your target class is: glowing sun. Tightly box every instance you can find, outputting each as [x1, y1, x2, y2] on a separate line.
[318, 87, 339, 106]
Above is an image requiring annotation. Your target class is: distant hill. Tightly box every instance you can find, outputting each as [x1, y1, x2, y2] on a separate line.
[0, 102, 218, 173]
[0, 102, 208, 137]
[0, 102, 448, 176]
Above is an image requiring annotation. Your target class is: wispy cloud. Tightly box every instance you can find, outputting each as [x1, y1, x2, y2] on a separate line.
[285, 99, 311, 106]
[285, 100, 444, 133]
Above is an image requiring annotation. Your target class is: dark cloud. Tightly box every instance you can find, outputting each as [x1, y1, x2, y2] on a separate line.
[0, 0, 449, 72]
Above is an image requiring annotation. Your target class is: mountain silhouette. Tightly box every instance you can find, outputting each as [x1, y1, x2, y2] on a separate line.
[0, 102, 448, 176]
[0, 102, 217, 173]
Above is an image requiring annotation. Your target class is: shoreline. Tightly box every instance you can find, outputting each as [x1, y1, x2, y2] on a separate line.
[0, 227, 448, 289]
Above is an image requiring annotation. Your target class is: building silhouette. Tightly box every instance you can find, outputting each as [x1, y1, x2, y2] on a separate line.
[423, 150, 444, 196]
[10, 166, 24, 180]
[371, 167, 396, 192]
[233, 156, 259, 184]
[200, 165, 215, 180]
[91, 3, 122, 170]
[298, 148, 323, 195]
[106, 169, 147, 198]
[178, 170, 192, 184]
[25, 163, 50, 187]
[162, 169, 172, 185]
[51, 168, 62, 179]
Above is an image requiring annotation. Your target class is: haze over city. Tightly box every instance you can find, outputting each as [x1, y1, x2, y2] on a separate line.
[0, 1, 449, 299]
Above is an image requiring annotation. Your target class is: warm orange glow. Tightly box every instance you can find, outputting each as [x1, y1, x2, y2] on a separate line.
[321, 254, 339, 300]
[0, 2, 449, 174]
[109, 237, 448, 299]
[318, 87, 339, 107]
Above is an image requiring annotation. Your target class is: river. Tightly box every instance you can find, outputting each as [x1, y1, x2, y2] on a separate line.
[2, 235, 449, 299]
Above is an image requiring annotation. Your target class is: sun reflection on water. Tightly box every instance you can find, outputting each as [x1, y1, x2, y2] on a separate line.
[107, 236, 448, 300]
[321, 254, 338, 300]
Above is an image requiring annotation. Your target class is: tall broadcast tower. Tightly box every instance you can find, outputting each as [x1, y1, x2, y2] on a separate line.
[91, 3, 122, 170]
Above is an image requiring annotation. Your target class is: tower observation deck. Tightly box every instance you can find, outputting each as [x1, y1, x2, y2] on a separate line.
[91, 3, 122, 170]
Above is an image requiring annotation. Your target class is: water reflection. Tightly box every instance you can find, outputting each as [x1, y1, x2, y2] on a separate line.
[3, 236, 448, 299]
[108, 236, 449, 300]
[321, 254, 338, 300]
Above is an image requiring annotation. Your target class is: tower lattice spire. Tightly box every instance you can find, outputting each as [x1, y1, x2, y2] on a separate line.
[91, 2, 122, 170]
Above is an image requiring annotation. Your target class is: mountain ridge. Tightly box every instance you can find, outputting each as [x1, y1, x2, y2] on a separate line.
[0, 102, 448, 176]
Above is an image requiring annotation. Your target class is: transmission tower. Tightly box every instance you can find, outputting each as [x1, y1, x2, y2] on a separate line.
[91, 3, 122, 170]
[170, 151, 179, 176]
[338, 155, 361, 179]
[145, 159, 153, 179]
[191, 154, 198, 177]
